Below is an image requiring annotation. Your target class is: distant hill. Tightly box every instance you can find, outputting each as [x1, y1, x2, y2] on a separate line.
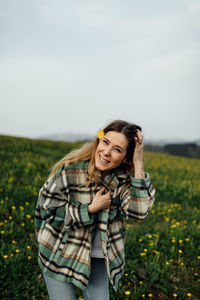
[37, 132, 93, 142]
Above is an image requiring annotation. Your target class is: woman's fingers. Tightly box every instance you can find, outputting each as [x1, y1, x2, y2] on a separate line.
[135, 130, 144, 144]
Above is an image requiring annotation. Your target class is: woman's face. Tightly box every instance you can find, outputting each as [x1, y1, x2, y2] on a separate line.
[95, 131, 128, 173]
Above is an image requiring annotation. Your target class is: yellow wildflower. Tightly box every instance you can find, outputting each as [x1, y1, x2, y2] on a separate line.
[3, 255, 8, 259]
[12, 240, 16, 244]
[27, 256, 31, 260]
[140, 253, 147, 256]
[97, 129, 105, 139]
[1, 230, 5, 234]
[187, 293, 192, 297]
[173, 294, 177, 298]
[16, 249, 20, 253]
[125, 291, 130, 295]
[178, 249, 183, 254]
[26, 214, 31, 219]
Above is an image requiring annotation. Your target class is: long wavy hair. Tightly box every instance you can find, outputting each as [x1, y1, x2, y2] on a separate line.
[48, 120, 142, 182]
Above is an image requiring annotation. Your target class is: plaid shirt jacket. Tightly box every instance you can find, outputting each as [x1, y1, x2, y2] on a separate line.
[34, 160, 156, 291]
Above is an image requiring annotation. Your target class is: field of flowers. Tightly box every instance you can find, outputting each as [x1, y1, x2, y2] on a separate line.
[0, 135, 200, 300]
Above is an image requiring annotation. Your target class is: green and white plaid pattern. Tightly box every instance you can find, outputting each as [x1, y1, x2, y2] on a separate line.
[34, 160, 155, 291]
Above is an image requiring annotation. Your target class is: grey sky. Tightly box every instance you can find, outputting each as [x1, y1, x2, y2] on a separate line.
[0, 0, 199, 142]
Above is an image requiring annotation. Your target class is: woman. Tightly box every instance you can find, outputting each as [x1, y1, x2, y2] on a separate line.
[34, 120, 156, 300]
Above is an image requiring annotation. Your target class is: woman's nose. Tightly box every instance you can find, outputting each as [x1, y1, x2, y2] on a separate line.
[103, 147, 111, 156]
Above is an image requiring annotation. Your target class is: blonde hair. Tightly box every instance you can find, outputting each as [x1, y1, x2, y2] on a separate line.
[48, 138, 101, 183]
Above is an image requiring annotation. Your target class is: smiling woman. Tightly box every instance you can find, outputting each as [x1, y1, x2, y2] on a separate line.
[34, 119, 156, 300]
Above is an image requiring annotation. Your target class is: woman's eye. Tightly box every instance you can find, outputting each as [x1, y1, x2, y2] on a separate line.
[115, 148, 122, 153]
[102, 139, 108, 144]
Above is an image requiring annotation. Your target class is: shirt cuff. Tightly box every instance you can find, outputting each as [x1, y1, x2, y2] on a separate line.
[130, 172, 151, 188]
[80, 203, 94, 225]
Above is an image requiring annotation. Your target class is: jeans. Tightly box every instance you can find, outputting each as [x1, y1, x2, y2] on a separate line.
[43, 258, 110, 300]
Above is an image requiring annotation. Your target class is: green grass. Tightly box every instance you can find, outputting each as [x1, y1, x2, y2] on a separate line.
[0, 135, 200, 299]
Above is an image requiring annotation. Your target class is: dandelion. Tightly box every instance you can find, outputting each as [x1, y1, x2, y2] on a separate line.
[16, 249, 20, 253]
[27, 256, 31, 260]
[97, 129, 105, 139]
[124, 273, 128, 277]
[3, 255, 8, 259]
[153, 250, 159, 254]
[148, 294, 153, 298]
[25, 202, 29, 205]
[181, 262, 184, 266]
[138, 239, 143, 242]
[12, 240, 16, 244]
[185, 238, 190, 242]
[169, 259, 173, 262]
[26, 214, 31, 219]
[166, 261, 169, 265]
[173, 293, 177, 298]
[171, 224, 177, 228]
[125, 291, 130, 295]
[26, 245, 31, 249]
[21, 223, 25, 227]
[1, 230, 5, 234]
[139, 281, 143, 284]
[19, 206, 24, 210]
[0, 200, 4, 204]
[178, 240, 183, 244]
[187, 293, 192, 297]
[0, 222, 4, 226]
[10, 253, 13, 257]
[140, 253, 147, 256]
[12, 205, 16, 210]
[178, 249, 183, 254]
[9, 216, 12, 220]
[197, 256, 200, 260]
[141, 295, 145, 298]
[153, 233, 159, 237]
[144, 249, 148, 252]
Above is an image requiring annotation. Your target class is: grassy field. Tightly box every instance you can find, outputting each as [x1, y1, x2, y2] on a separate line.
[0, 135, 200, 299]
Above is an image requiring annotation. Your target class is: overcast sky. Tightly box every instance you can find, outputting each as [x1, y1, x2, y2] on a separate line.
[0, 0, 199, 142]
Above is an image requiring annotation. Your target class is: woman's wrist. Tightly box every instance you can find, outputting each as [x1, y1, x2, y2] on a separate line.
[133, 161, 145, 178]
[88, 204, 95, 214]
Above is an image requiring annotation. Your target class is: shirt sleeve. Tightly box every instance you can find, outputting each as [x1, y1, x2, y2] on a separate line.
[34, 173, 94, 240]
[119, 172, 156, 220]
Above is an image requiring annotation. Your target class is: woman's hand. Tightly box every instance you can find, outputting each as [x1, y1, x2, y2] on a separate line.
[133, 129, 145, 178]
[88, 186, 111, 214]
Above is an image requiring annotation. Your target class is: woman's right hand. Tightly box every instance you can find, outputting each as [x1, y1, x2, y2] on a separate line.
[88, 186, 111, 214]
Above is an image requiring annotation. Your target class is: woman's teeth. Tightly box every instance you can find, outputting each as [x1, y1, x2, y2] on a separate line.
[99, 155, 109, 163]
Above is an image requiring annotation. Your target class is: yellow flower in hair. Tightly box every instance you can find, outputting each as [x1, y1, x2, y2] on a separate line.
[97, 129, 105, 139]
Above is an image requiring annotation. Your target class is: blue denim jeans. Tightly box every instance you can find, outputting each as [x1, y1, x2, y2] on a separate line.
[43, 258, 110, 300]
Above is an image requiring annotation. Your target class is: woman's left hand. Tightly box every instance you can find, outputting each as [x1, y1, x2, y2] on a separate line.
[133, 129, 144, 164]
